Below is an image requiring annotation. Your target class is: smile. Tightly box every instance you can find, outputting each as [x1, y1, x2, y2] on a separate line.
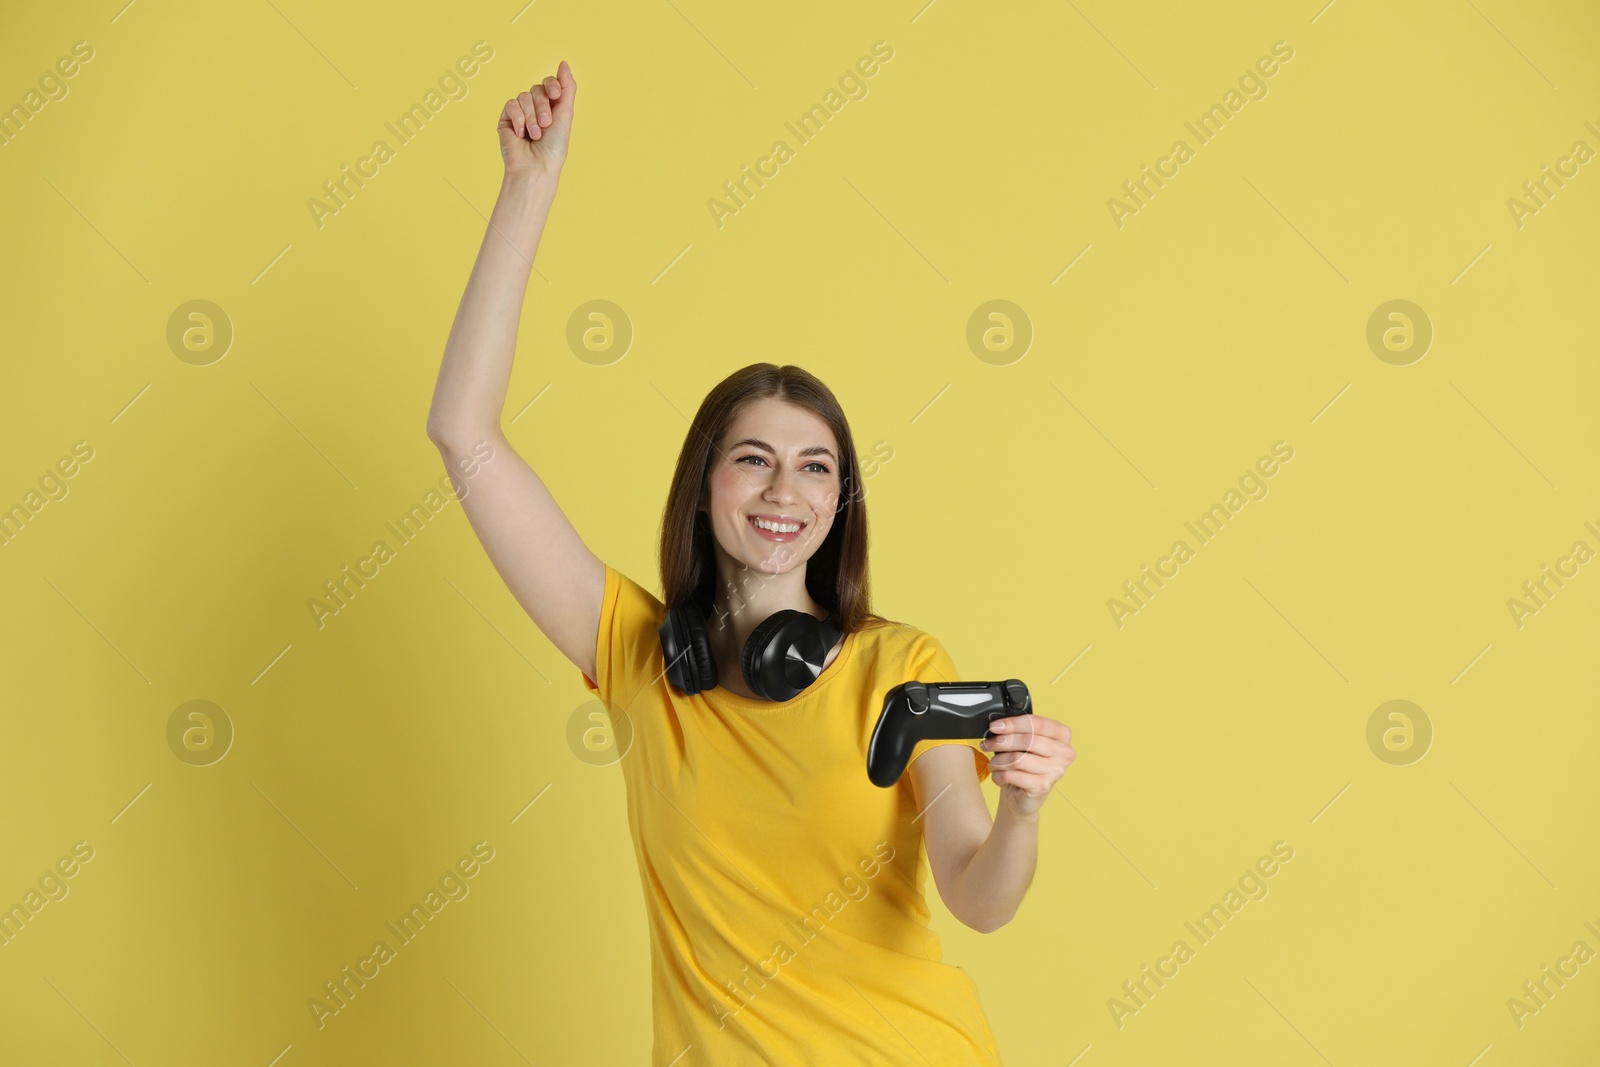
[748, 515, 806, 537]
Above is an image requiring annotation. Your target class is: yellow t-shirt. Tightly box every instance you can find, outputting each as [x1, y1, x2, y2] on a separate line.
[581, 563, 1004, 1066]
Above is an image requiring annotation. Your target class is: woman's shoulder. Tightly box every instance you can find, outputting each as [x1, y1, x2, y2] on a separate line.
[596, 563, 668, 659]
[607, 562, 666, 616]
[849, 615, 955, 675]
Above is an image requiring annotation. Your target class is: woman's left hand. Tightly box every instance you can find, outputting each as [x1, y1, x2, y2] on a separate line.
[980, 714, 1075, 818]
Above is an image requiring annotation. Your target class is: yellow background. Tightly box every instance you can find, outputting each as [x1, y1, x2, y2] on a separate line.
[2, 0, 1597, 1063]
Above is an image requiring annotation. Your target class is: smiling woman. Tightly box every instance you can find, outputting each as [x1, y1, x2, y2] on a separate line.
[659, 379, 877, 687]
[425, 60, 1022, 1067]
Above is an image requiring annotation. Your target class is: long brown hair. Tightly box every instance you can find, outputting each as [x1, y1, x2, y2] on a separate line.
[658, 363, 894, 634]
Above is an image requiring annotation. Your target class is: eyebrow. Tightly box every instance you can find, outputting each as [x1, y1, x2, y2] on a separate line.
[727, 437, 837, 462]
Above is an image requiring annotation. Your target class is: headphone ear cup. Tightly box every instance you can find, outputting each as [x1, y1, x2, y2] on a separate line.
[742, 610, 838, 702]
[741, 611, 790, 700]
[740, 612, 781, 698]
[661, 602, 718, 695]
[684, 604, 718, 693]
[657, 609, 688, 693]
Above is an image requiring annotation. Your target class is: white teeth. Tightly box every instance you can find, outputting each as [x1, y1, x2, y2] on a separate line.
[751, 516, 802, 533]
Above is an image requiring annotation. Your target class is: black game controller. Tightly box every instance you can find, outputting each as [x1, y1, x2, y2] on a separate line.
[867, 679, 1032, 788]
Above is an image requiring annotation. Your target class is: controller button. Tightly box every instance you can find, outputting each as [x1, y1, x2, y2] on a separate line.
[1004, 680, 1030, 712]
[905, 681, 929, 715]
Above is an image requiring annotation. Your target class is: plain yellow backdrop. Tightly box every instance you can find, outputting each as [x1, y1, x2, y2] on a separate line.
[1, 0, 1597, 1063]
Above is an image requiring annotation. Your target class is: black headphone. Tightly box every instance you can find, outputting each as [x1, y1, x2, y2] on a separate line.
[658, 599, 844, 702]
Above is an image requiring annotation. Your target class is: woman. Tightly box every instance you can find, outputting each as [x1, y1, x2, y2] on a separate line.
[426, 62, 1076, 1066]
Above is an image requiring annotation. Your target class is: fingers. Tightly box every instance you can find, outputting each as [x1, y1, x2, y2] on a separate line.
[981, 730, 1070, 761]
[514, 92, 541, 139]
[504, 72, 564, 141]
[501, 97, 528, 139]
[988, 751, 1070, 776]
[990, 715, 1070, 745]
[503, 61, 575, 134]
[991, 749, 1071, 791]
[985, 716, 1073, 794]
[527, 88, 552, 130]
[991, 767, 1056, 793]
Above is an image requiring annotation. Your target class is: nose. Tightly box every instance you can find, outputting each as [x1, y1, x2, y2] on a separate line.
[762, 463, 800, 505]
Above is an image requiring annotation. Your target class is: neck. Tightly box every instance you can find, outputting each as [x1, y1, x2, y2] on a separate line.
[706, 547, 829, 647]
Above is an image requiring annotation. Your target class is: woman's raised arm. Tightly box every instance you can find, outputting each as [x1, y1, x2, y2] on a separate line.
[426, 61, 605, 682]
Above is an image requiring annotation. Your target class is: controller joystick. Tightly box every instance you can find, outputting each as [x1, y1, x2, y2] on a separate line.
[867, 678, 1033, 788]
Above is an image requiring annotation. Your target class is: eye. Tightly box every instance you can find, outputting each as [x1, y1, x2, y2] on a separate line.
[737, 455, 831, 475]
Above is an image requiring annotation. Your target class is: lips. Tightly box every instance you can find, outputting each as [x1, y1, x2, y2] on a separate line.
[747, 514, 807, 541]
[747, 514, 806, 530]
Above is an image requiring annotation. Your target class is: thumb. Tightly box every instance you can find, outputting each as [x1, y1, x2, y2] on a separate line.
[548, 59, 577, 134]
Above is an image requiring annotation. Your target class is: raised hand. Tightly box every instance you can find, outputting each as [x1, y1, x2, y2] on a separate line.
[497, 60, 576, 182]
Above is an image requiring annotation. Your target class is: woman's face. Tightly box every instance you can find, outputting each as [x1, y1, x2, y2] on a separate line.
[700, 397, 843, 576]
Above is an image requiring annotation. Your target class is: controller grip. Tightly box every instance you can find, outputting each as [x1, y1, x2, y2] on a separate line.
[867, 724, 919, 789]
[867, 679, 1031, 788]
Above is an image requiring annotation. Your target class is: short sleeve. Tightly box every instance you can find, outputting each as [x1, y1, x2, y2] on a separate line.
[580, 564, 664, 709]
[904, 632, 991, 785]
[579, 566, 615, 698]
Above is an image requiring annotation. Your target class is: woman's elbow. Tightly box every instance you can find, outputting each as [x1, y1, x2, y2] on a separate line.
[959, 908, 1015, 935]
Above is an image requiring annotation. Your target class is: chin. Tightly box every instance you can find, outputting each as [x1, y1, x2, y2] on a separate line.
[751, 551, 799, 574]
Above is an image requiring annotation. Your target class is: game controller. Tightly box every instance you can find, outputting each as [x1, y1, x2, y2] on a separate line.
[867, 679, 1033, 788]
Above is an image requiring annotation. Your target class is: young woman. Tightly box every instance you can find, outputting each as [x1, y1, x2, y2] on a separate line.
[426, 62, 1075, 1066]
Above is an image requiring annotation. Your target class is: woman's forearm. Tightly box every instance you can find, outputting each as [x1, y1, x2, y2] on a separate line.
[951, 804, 1038, 933]
[426, 173, 560, 443]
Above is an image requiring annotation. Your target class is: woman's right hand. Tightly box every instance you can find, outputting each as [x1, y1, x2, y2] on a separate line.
[497, 60, 576, 183]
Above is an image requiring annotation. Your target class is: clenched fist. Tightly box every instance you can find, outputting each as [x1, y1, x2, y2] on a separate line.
[497, 60, 576, 181]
